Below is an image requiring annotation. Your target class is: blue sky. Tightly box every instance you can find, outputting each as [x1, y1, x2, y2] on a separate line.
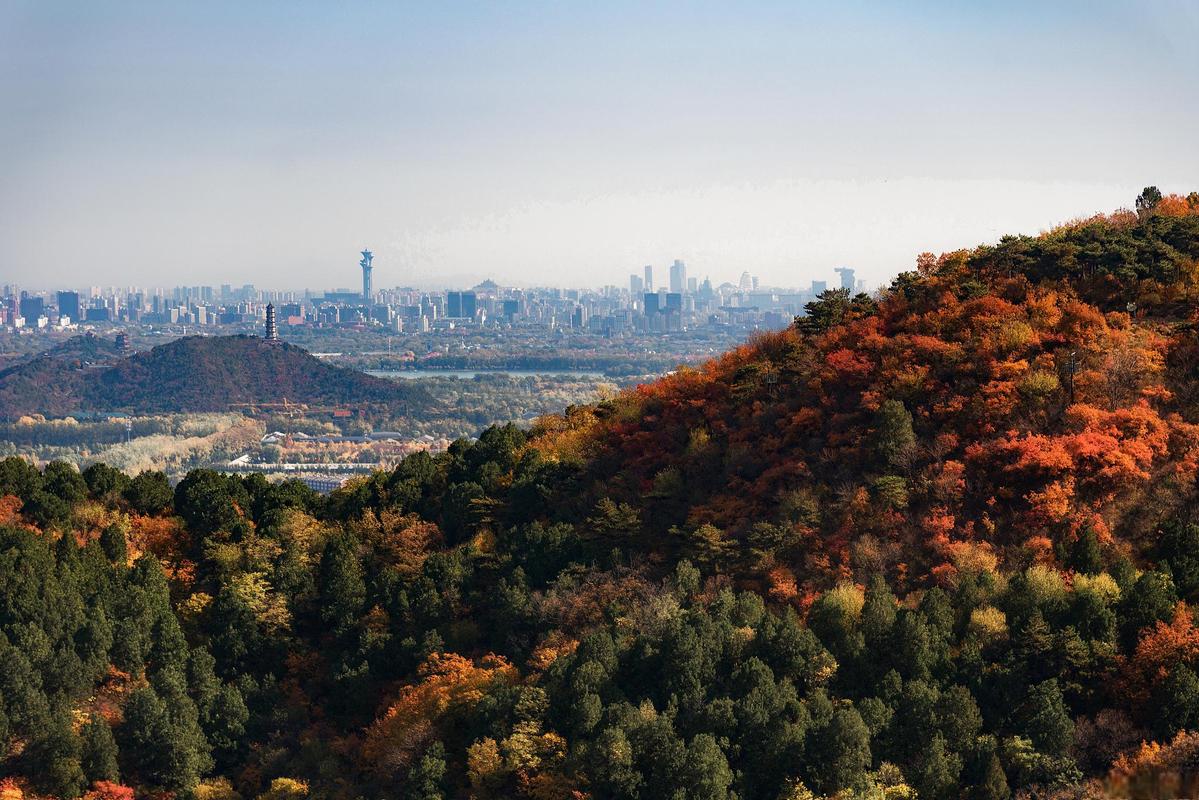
[1, 1, 1197, 290]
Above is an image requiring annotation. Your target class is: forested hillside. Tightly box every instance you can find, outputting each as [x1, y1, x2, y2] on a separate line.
[0, 335, 432, 422]
[3, 190, 1199, 800]
[0, 334, 124, 419]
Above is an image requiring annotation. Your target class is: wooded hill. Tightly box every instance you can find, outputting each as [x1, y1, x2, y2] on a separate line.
[2, 189, 1199, 800]
[0, 334, 432, 421]
[528, 191, 1199, 598]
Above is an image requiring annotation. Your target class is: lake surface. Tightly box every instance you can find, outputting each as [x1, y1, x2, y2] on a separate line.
[368, 369, 607, 380]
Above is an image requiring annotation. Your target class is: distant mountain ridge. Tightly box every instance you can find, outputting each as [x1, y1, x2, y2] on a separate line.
[0, 334, 432, 420]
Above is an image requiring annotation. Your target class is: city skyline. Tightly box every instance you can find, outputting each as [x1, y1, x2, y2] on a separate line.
[3, 250, 858, 296]
[3, 3, 1197, 289]
[3, 254, 860, 337]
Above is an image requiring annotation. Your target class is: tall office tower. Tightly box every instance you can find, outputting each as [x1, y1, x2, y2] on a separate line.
[630, 274, 644, 294]
[669, 259, 687, 293]
[447, 291, 478, 319]
[265, 303, 278, 340]
[664, 292, 683, 333]
[360, 249, 374, 302]
[19, 295, 44, 321]
[739, 271, 753, 290]
[644, 265, 653, 292]
[834, 266, 856, 291]
[57, 291, 80, 323]
[687, 277, 697, 293]
[461, 291, 478, 320]
[643, 292, 660, 316]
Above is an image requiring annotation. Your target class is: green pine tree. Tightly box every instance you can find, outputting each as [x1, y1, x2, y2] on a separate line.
[318, 534, 366, 634]
[27, 710, 86, 799]
[81, 714, 120, 784]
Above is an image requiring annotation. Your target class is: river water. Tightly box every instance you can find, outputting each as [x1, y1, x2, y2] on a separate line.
[368, 369, 608, 380]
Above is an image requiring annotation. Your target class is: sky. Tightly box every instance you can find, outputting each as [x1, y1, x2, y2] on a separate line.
[1, 1, 1197, 292]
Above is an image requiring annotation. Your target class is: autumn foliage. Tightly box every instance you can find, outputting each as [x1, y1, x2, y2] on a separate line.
[529, 203, 1199, 599]
[362, 652, 519, 775]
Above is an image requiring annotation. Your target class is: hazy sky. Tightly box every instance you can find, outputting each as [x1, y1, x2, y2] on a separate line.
[2, 1, 1197, 292]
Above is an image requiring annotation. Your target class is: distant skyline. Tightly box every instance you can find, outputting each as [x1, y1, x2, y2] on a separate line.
[2, 2, 1197, 290]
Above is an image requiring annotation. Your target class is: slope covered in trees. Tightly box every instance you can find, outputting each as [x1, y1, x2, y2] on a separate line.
[0, 335, 433, 421]
[531, 190, 1199, 598]
[0, 334, 125, 419]
[19, 332, 125, 365]
[3, 191, 1199, 800]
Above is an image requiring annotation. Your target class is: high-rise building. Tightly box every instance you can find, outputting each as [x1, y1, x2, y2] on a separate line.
[644, 265, 653, 293]
[57, 291, 80, 323]
[19, 296, 43, 322]
[669, 260, 687, 293]
[360, 249, 374, 302]
[630, 274, 644, 295]
[663, 292, 684, 332]
[643, 292, 660, 316]
[834, 267, 856, 291]
[687, 277, 698, 293]
[447, 291, 478, 319]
